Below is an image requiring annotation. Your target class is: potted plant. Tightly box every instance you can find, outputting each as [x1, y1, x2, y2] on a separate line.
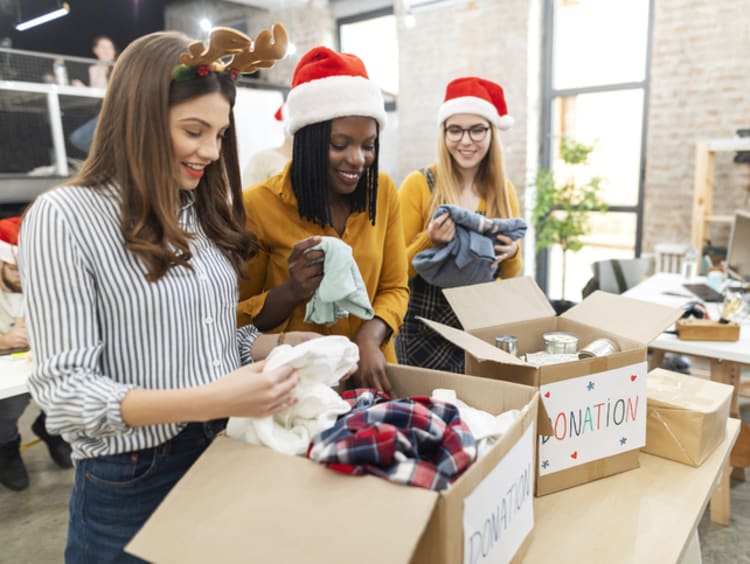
[531, 137, 607, 314]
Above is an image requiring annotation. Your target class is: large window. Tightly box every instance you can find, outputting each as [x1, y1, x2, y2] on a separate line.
[336, 7, 399, 182]
[539, 0, 653, 301]
[337, 8, 398, 96]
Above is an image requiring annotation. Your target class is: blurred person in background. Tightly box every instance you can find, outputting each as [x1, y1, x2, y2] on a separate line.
[0, 217, 72, 493]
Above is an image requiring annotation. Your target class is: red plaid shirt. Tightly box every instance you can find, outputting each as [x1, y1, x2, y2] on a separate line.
[307, 389, 477, 491]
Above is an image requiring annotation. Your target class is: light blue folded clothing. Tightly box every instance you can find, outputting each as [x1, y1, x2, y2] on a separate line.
[304, 237, 375, 326]
[413, 205, 527, 288]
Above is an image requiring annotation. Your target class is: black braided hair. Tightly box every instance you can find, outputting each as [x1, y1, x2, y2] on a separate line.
[290, 120, 379, 227]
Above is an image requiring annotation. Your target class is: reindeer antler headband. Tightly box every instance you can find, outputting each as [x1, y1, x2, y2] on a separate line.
[172, 24, 288, 81]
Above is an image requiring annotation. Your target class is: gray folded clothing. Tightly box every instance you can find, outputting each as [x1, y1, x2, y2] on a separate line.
[412, 205, 527, 288]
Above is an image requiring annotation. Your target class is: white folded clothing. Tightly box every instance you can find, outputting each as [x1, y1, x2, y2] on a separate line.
[431, 388, 520, 458]
[226, 335, 358, 455]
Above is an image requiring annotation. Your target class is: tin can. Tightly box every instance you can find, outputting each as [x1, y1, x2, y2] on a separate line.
[495, 335, 518, 356]
[543, 331, 578, 354]
[578, 338, 619, 359]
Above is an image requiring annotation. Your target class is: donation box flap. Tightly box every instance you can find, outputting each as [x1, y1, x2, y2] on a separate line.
[561, 290, 683, 344]
[443, 276, 554, 332]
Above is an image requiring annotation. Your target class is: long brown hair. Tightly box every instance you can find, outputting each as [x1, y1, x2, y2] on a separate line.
[72, 31, 256, 281]
[428, 124, 511, 224]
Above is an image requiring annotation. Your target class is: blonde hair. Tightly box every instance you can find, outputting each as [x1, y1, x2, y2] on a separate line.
[428, 124, 512, 226]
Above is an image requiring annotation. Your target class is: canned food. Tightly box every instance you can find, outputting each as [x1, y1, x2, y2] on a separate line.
[578, 337, 619, 359]
[524, 351, 579, 367]
[543, 331, 578, 354]
[495, 335, 518, 356]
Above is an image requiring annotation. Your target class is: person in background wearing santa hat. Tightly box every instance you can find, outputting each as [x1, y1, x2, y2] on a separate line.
[396, 77, 524, 374]
[238, 46, 409, 394]
[0, 217, 72, 493]
[18, 27, 309, 561]
[242, 105, 293, 187]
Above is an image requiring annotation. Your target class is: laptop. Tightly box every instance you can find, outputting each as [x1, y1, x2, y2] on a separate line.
[682, 282, 724, 303]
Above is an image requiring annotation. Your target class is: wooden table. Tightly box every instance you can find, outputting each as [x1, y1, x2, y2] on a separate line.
[624, 273, 750, 524]
[525, 418, 740, 563]
[0, 352, 32, 400]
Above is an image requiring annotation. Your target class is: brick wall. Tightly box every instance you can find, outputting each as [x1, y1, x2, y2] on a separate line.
[644, 0, 750, 252]
[164, 1, 333, 88]
[163, 0, 749, 255]
[395, 0, 531, 192]
[259, 4, 335, 86]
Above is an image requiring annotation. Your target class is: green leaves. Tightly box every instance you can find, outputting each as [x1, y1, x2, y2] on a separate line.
[531, 137, 607, 254]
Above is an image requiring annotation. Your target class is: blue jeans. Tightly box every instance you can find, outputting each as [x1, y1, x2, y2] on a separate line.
[65, 420, 226, 564]
[69, 116, 98, 153]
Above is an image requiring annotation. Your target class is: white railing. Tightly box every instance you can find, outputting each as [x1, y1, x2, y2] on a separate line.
[0, 47, 107, 203]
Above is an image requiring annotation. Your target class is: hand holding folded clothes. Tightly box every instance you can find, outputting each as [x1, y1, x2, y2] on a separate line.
[413, 205, 527, 288]
[286, 235, 324, 302]
[427, 211, 456, 244]
[226, 335, 359, 455]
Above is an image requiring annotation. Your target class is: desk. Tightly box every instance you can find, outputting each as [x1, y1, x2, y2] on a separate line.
[0, 353, 31, 400]
[525, 418, 740, 563]
[624, 273, 749, 365]
[624, 273, 750, 524]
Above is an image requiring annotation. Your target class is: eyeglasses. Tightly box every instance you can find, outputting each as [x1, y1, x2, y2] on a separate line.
[444, 124, 490, 143]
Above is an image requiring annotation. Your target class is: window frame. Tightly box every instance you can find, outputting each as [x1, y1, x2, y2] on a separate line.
[335, 6, 397, 112]
[536, 0, 655, 294]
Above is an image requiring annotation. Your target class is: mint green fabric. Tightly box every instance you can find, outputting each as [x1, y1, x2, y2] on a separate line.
[304, 237, 374, 326]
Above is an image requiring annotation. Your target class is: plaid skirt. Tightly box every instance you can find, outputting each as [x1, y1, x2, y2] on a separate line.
[395, 275, 465, 373]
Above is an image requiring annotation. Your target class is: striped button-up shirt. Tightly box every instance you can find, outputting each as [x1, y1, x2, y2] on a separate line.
[19, 185, 258, 460]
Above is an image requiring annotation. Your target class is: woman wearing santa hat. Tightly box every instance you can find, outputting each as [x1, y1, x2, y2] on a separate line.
[238, 46, 409, 394]
[396, 77, 525, 374]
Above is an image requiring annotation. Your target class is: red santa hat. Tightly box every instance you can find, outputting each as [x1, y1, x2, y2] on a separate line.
[437, 76, 514, 131]
[0, 217, 21, 265]
[285, 46, 387, 135]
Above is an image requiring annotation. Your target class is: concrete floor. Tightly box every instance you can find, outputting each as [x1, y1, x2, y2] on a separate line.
[0, 405, 72, 564]
[2, 382, 750, 563]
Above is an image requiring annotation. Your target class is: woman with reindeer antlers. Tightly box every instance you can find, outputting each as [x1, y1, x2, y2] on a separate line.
[19, 26, 305, 562]
[238, 46, 409, 395]
[396, 77, 526, 374]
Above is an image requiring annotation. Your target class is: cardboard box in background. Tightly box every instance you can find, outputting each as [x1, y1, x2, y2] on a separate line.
[420, 276, 683, 496]
[643, 368, 733, 466]
[127, 364, 540, 564]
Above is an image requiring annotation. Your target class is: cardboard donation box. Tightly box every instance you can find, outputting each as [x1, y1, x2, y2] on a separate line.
[643, 368, 733, 466]
[127, 364, 540, 564]
[420, 276, 683, 496]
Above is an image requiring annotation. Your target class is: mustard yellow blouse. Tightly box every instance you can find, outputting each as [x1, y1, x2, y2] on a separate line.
[238, 164, 409, 362]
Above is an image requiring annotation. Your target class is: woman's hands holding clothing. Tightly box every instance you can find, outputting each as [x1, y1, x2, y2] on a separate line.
[206, 361, 299, 418]
[285, 236, 324, 302]
[493, 234, 519, 265]
[426, 212, 455, 244]
[120, 361, 300, 426]
[251, 236, 325, 331]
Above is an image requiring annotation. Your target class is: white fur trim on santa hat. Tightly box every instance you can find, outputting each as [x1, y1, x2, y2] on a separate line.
[437, 96, 515, 131]
[0, 240, 16, 265]
[285, 75, 387, 135]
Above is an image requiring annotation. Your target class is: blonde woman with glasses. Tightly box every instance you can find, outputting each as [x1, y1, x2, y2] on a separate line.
[396, 76, 524, 373]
